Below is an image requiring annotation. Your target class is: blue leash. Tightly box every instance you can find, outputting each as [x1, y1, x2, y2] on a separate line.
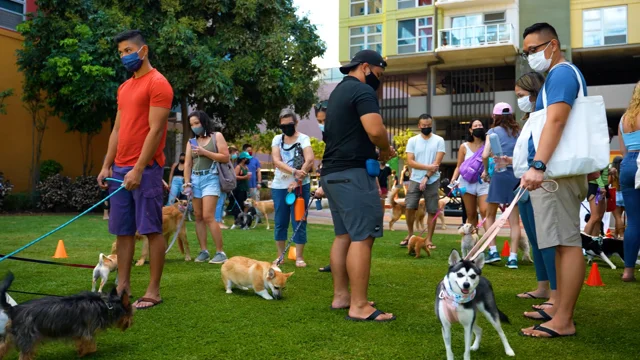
[0, 178, 126, 264]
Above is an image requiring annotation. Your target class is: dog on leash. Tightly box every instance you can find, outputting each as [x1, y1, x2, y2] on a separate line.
[407, 235, 432, 258]
[0, 272, 134, 359]
[220, 256, 294, 300]
[581, 232, 624, 270]
[386, 187, 427, 231]
[231, 207, 258, 230]
[436, 250, 515, 360]
[459, 223, 479, 258]
[112, 200, 191, 266]
[247, 199, 275, 230]
[92, 253, 118, 293]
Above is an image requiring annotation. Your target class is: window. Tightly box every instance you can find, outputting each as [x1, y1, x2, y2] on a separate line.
[350, 25, 383, 58]
[351, 0, 383, 17]
[398, 17, 434, 54]
[583, 6, 627, 47]
[397, 0, 432, 10]
[483, 12, 505, 24]
[0, 0, 25, 31]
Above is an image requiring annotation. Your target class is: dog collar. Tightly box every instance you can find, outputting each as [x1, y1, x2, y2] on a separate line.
[102, 298, 114, 321]
[442, 276, 476, 307]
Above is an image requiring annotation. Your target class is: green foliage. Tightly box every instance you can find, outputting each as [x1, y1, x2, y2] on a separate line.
[234, 130, 279, 155]
[393, 129, 416, 160]
[0, 172, 13, 209]
[39, 160, 64, 181]
[310, 137, 325, 160]
[36, 173, 72, 212]
[0, 88, 14, 115]
[70, 175, 102, 211]
[1, 192, 35, 212]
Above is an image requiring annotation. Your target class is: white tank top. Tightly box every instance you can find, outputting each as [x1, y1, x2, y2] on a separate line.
[463, 143, 475, 161]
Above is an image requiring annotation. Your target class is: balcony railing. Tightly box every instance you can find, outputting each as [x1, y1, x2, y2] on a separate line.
[438, 23, 515, 50]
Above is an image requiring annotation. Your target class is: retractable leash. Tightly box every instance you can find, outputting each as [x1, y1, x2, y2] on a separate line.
[0, 178, 126, 264]
[275, 196, 316, 266]
[464, 180, 559, 262]
[165, 195, 192, 254]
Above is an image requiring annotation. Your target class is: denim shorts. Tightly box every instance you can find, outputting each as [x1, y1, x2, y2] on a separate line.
[192, 172, 221, 198]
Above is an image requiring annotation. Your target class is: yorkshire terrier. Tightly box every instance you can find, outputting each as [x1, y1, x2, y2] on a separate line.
[0, 272, 134, 359]
[407, 235, 432, 258]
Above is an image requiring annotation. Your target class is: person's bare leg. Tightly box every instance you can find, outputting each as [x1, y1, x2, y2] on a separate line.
[485, 203, 498, 247]
[406, 208, 416, 237]
[295, 244, 305, 261]
[521, 245, 582, 336]
[135, 233, 165, 308]
[192, 198, 208, 251]
[518, 280, 551, 299]
[583, 197, 598, 236]
[331, 235, 351, 308]
[346, 237, 394, 321]
[426, 212, 438, 248]
[477, 195, 489, 232]
[116, 235, 134, 296]
[203, 196, 223, 252]
[275, 241, 286, 260]
[462, 193, 478, 227]
[508, 206, 521, 256]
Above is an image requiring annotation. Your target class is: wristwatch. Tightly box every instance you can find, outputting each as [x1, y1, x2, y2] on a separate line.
[530, 160, 547, 172]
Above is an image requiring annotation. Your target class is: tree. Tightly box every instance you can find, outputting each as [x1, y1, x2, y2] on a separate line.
[0, 89, 13, 115]
[393, 129, 416, 160]
[23, 90, 49, 192]
[310, 137, 325, 161]
[16, 0, 130, 175]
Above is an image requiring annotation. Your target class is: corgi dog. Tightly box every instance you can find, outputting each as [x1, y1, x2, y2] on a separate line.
[91, 253, 118, 293]
[407, 235, 432, 258]
[220, 256, 294, 300]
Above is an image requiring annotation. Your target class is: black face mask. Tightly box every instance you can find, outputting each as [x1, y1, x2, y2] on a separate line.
[365, 71, 381, 91]
[179, 159, 185, 164]
[280, 123, 296, 137]
[472, 128, 486, 139]
[421, 127, 432, 136]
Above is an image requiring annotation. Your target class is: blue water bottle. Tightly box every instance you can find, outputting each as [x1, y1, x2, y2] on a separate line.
[489, 133, 506, 173]
[315, 199, 322, 210]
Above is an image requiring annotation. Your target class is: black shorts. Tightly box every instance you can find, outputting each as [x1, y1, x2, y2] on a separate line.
[587, 183, 609, 201]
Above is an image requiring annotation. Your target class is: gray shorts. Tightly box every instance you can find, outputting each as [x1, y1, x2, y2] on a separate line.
[530, 175, 588, 249]
[406, 180, 439, 213]
[321, 168, 383, 241]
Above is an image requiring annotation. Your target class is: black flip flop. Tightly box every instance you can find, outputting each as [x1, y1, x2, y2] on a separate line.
[519, 324, 576, 338]
[532, 302, 553, 310]
[516, 292, 540, 299]
[524, 309, 552, 321]
[345, 309, 396, 322]
[318, 265, 331, 272]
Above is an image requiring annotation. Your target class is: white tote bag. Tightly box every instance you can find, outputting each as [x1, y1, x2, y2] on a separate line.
[635, 155, 640, 189]
[513, 63, 610, 179]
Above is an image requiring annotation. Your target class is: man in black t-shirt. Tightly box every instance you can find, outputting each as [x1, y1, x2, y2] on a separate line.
[318, 49, 396, 322]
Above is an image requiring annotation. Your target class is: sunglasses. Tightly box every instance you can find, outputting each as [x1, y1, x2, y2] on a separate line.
[314, 101, 328, 111]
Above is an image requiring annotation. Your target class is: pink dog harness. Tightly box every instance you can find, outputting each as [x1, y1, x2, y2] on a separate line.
[439, 276, 476, 324]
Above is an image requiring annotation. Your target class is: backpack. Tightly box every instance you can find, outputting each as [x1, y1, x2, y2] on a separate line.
[210, 133, 237, 193]
[459, 144, 485, 183]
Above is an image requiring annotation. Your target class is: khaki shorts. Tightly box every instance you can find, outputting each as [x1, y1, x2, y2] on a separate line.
[530, 175, 588, 249]
[405, 180, 439, 214]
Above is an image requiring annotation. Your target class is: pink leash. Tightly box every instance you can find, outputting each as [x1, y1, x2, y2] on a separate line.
[465, 181, 558, 261]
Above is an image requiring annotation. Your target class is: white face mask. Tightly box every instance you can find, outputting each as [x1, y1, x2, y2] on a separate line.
[527, 42, 553, 72]
[517, 95, 534, 113]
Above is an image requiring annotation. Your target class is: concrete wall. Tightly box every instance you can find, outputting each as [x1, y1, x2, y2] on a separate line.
[440, 0, 520, 41]
[0, 28, 111, 192]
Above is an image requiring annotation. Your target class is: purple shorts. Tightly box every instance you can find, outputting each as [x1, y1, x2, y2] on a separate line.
[108, 163, 164, 236]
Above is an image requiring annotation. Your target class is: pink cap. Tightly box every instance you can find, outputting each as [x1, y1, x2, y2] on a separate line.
[493, 102, 512, 115]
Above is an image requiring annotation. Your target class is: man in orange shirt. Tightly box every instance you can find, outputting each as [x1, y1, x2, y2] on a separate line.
[97, 30, 174, 310]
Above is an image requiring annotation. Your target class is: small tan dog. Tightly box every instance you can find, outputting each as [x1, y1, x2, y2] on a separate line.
[91, 253, 118, 293]
[458, 223, 479, 258]
[112, 200, 191, 266]
[247, 199, 275, 230]
[407, 235, 432, 258]
[221, 256, 294, 300]
[386, 187, 426, 231]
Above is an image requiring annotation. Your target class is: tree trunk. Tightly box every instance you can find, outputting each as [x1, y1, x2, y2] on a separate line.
[79, 133, 94, 176]
[181, 97, 190, 152]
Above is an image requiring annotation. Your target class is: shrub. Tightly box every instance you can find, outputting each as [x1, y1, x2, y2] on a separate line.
[259, 187, 272, 201]
[2, 192, 36, 212]
[70, 175, 102, 212]
[37, 174, 72, 212]
[0, 172, 14, 209]
[40, 159, 64, 181]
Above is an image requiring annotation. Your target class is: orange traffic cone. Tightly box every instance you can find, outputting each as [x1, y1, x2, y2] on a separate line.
[53, 240, 68, 259]
[500, 240, 511, 257]
[287, 246, 296, 261]
[585, 263, 604, 287]
[605, 229, 613, 238]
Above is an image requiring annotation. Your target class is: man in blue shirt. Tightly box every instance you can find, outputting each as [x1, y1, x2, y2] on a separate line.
[519, 23, 588, 339]
[243, 143, 262, 202]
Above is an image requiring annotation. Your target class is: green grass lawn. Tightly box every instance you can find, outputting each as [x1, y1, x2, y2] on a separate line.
[0, 214, 637, 359]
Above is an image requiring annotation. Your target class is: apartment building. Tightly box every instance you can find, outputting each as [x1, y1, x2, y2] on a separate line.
[339, 0, 640, 174]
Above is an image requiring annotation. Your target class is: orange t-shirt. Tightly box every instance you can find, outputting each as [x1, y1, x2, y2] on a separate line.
[115, 68, 174, 168]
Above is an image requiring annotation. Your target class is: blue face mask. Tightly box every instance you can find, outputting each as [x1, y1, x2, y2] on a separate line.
[231, 154, 238, 160]
[191, 126, 204, 136]
[319, 124, 325, 132]
[121, 47, 145, 72]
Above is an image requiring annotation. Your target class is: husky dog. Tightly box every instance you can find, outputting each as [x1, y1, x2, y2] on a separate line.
[436, 250, 514, 360]
[581, 232, 624, 270]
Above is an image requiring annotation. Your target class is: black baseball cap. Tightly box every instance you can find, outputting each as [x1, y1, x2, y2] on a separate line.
[339, 49, 387, 75]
